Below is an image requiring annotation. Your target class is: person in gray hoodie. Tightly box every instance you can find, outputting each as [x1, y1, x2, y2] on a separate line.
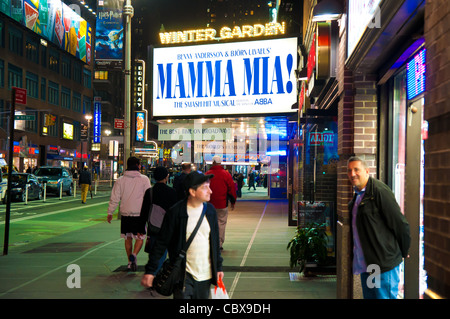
[107, 156, 151, 271]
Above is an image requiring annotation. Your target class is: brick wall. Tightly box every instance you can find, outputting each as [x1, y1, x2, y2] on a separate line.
[423, 0, 450, 299]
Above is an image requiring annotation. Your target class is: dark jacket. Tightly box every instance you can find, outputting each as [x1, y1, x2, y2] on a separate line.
[144, 199, 223, 285]
[173, 172, 188, 201]
[348, 177, 410, 273]
[140, 183, 178, 224]
[79, 170, 91, 185]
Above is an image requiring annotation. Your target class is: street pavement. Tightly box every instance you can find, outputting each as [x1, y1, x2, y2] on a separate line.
[0, 182, 338, 316]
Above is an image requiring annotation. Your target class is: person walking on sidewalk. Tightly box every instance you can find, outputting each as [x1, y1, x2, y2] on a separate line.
[140, 166, 177, 272]
[79, 166, 91, 204]
[206, 155, 236, 250]
[141, 171, 224, 299]
[347, 156, 410, 299]
[247, 169, 256, 190]
[107, 156, 151, 271]
[173, 162, 192, 201]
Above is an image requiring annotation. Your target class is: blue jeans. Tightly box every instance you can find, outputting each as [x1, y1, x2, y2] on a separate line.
[360, 264, 401, 299]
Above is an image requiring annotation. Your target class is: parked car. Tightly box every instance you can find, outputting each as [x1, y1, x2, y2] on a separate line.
[9, 173, 43, 202]
[1, 161, 19, 204]
[34, 166, 73, 196]
[0, 169, 6, 204]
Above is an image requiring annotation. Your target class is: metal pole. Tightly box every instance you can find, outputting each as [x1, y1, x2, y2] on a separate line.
[3, 90, 16, 255]
[123, 0, 133, 170]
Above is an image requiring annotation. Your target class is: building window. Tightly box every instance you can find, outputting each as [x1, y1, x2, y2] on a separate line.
[73, 63, 82, 84]
[8, 63, 22, 89]
[61, 55, 71, 79]
[72, 92, 81, 112]
[73, 121, 81, 141]
[41, 77, 46, 101]
[40, 45, 47, 67]
[0, 100, 6, 130]
[49, 49, 59, 73]
[24, 108, 37, 133]
[0, 19, 4, 48]
[48, 81, 59, 105]
[61, 87, 71, 110]
[83, 96, 91, 114]
[83, 68, 91, 88]
[25, 71, 39, 99]
[8, 26, 23, 56]
[94, 70, 109, 80]
[0, 59, 4, 88]
[26, 36, 39, 64]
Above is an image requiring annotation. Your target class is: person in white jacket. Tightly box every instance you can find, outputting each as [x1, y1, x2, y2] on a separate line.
[107, 156, 151, 271]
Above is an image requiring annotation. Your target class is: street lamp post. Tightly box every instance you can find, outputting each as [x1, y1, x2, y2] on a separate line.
[123, 0, 134, 169]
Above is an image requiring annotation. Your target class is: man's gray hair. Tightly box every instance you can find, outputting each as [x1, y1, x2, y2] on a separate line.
[347, 156, 368, 169]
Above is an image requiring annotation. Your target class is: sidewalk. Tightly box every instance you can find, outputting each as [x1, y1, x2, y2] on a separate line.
[0, 197, 336, 299]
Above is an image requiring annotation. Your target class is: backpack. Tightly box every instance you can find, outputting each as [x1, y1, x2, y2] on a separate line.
[146, 187, 166, 235]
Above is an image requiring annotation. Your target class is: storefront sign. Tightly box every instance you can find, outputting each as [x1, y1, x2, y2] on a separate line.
[158, 124, 232, 141]
[152, 37, 297, 117]
[307, 33, 316, 81]
[406, 48, 426, 100]
[159, 22, 286, 45]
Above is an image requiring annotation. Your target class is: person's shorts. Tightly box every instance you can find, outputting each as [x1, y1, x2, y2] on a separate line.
[120, 215, 146, 240]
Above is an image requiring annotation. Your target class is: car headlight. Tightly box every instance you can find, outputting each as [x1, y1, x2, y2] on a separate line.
[48, 181, 59, 184]
[12, 188, 22, 191]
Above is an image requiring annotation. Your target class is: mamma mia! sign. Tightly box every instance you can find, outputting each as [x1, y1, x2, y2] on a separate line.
[152, 37, 298, 117]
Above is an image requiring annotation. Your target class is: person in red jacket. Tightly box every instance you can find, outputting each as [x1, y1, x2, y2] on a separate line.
[206, 155, 237, 250]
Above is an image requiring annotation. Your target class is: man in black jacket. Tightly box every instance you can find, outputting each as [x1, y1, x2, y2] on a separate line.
[140, 166, 177, 272]
[79, 166, 91, 204]
[347, 156, 410, 299]
[141, 171, 224, 299]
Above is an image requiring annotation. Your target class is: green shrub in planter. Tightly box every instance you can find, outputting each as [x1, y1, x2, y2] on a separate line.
[287, 222, 328, 273]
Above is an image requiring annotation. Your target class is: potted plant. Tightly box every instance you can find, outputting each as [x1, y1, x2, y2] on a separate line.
[287, 222, 328, 275]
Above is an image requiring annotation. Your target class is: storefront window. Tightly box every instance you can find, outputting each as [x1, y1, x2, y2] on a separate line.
[392, 69, 407, 214]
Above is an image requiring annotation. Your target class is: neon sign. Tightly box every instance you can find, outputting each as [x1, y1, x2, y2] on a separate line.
[159, 22, 286, 45]
[406, 48, 426, 100]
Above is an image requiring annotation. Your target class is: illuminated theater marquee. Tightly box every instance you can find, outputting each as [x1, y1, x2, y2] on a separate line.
[159, 22, 286, 45]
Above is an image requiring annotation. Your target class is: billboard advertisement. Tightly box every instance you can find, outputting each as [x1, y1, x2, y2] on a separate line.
[93, 97, 101, 143]
[0, 0, 92, 64]
[152, 37, 298, 117]
[94, 0, 124, 69]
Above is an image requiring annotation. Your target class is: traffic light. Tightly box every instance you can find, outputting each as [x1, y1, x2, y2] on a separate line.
[45, 114, 56, 126]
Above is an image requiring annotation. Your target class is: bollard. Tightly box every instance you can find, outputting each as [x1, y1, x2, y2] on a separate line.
[95, 180, 98, 195]
[59, 182, 63, 200]
[73, 180, 77, 198]
[43, 182, 46, 202]
[25, 185, 28, 205]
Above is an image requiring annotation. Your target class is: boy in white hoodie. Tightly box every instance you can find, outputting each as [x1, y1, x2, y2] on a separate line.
[107, 157, 151, 271]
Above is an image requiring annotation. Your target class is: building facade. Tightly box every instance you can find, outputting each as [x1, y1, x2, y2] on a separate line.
[300, 0, 449, 299]
[0, 1, 95, 172]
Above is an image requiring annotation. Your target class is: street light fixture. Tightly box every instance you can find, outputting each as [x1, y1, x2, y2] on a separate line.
[312, 0, 343, 22]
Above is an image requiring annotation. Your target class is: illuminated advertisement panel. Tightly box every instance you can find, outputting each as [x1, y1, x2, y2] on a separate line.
[152, 37, 298, 117]
[95, 0, 123, 69]
[136, 111, 145, 142]
[406, 48, 426, 100]
[63, 122, 74, 140]
[0, 0, 91, 64]
[93, 97, 101, 143]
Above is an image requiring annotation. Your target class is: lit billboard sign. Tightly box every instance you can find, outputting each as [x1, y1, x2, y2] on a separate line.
[95, 0, 124, 69]
[136, 111, 146, 142]
[93, 97, 101, 143]
[0, 0, 92, 64]
[152, 37, 298, 117]
[406, 48, 426, 100]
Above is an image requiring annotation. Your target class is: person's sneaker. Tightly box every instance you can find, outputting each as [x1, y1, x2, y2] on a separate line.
[129, 254, 137, 272]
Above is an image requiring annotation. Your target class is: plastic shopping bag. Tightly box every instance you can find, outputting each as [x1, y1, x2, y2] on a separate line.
[211, 277, 229, 299]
